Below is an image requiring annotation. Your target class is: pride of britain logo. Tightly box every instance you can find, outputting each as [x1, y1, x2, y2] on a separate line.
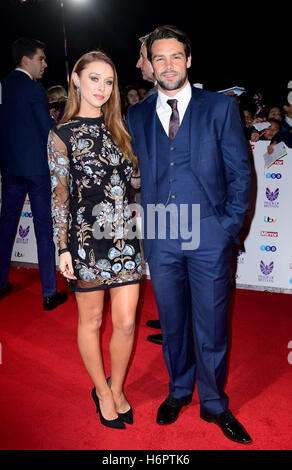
[16, 225, 30, 244]
[258, 260, 274, 283]
[264, 188, 279, 208]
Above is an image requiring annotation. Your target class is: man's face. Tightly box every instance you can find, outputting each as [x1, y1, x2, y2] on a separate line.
[136, 43, 154, 83]
[150, 38, 191, 95]
[25, 48, 47, 80]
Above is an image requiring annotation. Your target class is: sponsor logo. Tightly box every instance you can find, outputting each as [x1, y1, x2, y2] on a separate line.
[16, 225, 30, 244]
[265, 173, 282, 179]
[273, 159, 283, 165]
[264, 216, 277, 223]
[237, 249, 245, 264]
[21, 211, 33, 218]
[260, 231, 278, 237]
[264, 188, 279, 208]
[260, 245, 277, 252]
[258, 260, 274, 283]
[14, 251, 24, 258]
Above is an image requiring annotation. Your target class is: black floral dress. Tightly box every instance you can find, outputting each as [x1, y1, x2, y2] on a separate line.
[48, 115, 142, 292]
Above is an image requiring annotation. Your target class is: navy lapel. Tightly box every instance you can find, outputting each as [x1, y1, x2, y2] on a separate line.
[143, 94, 158, 183]
[189, 87, 205, 175]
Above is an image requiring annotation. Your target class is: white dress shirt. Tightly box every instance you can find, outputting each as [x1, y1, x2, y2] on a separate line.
[156, 81, 192, 137]
[15, 67, 33, 80]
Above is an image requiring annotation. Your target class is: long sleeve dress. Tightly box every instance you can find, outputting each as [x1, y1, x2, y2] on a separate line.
[47, 115, 142, 292]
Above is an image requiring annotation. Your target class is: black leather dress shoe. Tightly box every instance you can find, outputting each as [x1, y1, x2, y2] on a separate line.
[43, 291, 68, 310]
[146, 319, 161, 329]
[157, 395, 192, 425]
[200, 408, 252, 444]
[147, 333, 163, 345]
[0, 282, 12, 300]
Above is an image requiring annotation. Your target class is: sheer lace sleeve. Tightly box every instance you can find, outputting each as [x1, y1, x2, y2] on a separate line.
[131, 167, 141, 189]
[48, 129, 70, 251]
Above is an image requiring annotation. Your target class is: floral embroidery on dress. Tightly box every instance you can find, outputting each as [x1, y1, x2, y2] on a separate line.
[48, 115, 141, 291]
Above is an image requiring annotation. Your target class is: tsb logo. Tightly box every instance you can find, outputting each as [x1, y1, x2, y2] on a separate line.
[265, 173, 282, 179]
[260, 245, 277, 252]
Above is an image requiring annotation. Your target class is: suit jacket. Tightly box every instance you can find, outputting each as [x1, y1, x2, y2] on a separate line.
[0, 70, 54, 176]
[126, 86, 251, 259]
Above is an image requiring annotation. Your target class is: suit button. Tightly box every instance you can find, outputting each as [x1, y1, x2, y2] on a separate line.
[170, 162, 174, 166]
[170, 146, 175, 150]
[171, 195, 176, 199]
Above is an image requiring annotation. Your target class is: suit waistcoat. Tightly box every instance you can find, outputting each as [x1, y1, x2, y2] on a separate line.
[155, 103, 214, 221]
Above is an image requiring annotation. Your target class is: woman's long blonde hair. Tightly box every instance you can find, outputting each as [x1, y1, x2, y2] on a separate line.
[59, 50, 137, 167]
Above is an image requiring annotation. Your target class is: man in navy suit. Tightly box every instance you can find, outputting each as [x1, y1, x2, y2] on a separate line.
[0, 37, 67, 310]
[127, 26, 252, 443]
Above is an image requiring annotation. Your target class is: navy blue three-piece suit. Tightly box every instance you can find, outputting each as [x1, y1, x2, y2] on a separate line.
[0, 70, 56, 297]
[127, 86, 251, 415]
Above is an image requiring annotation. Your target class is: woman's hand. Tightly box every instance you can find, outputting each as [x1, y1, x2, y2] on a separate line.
[59, 252, 77, 280]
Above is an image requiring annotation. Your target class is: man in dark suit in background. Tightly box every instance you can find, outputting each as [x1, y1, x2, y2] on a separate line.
[127, 25, 252, 444]
[136, 33, 163, 345]
[0, 37, 67, 310]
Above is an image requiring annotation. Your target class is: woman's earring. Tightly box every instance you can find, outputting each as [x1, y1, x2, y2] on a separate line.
[76, 85, 80, 102]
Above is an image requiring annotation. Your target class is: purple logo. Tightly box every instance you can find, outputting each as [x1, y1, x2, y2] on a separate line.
[265, 188, 279, 202]
[19, 225, 30, 239]
[260, 260, 274, 275]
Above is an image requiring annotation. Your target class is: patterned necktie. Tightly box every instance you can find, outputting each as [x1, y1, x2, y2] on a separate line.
[167, 99, 180, 140]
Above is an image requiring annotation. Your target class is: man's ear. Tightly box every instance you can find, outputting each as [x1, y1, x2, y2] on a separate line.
[186, 54, 192, 69]
[21, 55, 30, 69]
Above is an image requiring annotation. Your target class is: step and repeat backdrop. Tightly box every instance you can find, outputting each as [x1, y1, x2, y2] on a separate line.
[236, 141, 292, 293]
[1, 141, 292, 293]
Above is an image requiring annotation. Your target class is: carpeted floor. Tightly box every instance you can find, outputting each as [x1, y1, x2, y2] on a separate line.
[0, 266, 291, 450]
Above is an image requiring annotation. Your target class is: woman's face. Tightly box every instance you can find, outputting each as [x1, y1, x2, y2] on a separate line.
[73, 60, 114, 116]
[268, 107, 281, 121]
[127, 88, 140, 105]
[265, 121, 280, 140]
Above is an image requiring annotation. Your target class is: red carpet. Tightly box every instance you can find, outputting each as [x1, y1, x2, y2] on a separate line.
[0, 266, 292, 450]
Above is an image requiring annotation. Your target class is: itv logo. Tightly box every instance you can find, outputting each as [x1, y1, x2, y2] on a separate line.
[264, 216, 277, 223]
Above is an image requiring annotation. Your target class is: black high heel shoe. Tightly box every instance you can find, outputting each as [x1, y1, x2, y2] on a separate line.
[106, 377, 133, 425]
[91, 387, 125, 429]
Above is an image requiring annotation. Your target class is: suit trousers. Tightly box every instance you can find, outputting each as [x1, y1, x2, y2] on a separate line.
[147, 214, 233, 415]
[0, 174, 56, 297]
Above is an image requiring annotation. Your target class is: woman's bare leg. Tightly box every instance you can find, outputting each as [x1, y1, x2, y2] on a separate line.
[75, 290, 117, 420]
[109, 283, 140, 412]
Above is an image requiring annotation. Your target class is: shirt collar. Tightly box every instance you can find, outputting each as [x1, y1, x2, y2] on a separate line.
[15, 67, 33, 80]
[157, 81, 192, 109]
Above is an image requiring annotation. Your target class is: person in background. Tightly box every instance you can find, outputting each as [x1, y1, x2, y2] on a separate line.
[136, 33, 157, 97]
[138, 87, 147, 99]
[136, 32, 162, 344]
[266, 105, 282, 123]
[121, 85, 140, 118]
[250, 118, 281, 141]
[48, 50, 142, 429]
[46, 84, 68, 122]
[282, 98, 292, 132]
[0, 37, 67, 310]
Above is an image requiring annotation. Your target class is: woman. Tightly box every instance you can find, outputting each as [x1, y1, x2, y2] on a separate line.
[48, 51, 142, 429]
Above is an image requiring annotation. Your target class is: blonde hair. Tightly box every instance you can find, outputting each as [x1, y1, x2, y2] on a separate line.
[47, 85, 68, 100]
[59, 50, 137, 167]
